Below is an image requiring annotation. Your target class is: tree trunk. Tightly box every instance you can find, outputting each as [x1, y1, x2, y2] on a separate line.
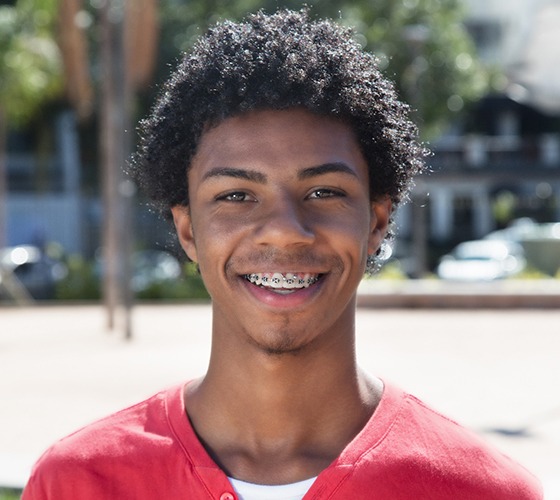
[126, 0, 159, 91]
[0, 106, 7, 251]
[100, 0, 133, 338]
[58, 0, 93, 120]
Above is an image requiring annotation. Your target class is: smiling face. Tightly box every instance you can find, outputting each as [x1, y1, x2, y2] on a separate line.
[172, 108, 390, 355]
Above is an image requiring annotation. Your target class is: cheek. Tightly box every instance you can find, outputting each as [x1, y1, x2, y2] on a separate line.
[331, 201, 371, 232]
[192, 216, 245, 265]
[317, 209, 372, 250]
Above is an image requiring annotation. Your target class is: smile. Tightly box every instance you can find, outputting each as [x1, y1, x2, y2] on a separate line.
[243, 272, 321, 294]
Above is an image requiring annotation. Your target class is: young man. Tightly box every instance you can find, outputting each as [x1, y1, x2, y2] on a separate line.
[23, 9, 541, 500]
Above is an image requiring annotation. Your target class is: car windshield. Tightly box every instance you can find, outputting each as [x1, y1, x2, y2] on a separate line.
[453, 243, 511, 261]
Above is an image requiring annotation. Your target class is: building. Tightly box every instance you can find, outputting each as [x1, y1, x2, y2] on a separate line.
[402, 0, 560, 257]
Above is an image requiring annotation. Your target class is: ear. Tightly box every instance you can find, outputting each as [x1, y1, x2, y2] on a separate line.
[368, 197, 392, 255]
[171, 205, 198, 263]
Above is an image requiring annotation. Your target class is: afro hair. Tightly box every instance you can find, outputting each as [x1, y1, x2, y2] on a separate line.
[130, 9, 426, 220]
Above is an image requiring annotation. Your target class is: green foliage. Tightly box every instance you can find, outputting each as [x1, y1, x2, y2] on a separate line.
[510, 266, 553, 280]
[339, 0, 488, 138]
[55, 255, 102, 301]
[55, 258, 209, 301]
[156, 0, 489, 139]
[492, 191, 517, 227]
[0, 488, 21, 500]
[0, 0, 487, 145]
[135, 262, 210, 300]
[368, 261, 409, 280]
[0, 0, 62, 125]
[0, 0, 489, 141]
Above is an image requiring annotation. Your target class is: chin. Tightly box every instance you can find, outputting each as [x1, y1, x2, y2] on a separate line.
[248, 328, 312, 357]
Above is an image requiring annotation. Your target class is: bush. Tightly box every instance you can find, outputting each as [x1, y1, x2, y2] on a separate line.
[55, 256, 101, 300]
[0, 488, 22, 500]
[54, 258, 209, 301]
[135, 262, 209, 300]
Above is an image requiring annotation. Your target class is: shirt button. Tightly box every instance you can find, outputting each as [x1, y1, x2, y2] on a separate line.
[220, 493, 235, 500]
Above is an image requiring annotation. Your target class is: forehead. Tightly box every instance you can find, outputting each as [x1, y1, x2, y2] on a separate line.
[189, 108, 368, 180]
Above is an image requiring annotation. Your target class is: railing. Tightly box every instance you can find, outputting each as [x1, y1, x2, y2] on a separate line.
[430, 134, 560, 172]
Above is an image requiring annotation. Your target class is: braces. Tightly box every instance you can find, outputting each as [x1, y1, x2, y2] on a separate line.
[244, 273, 319, 288]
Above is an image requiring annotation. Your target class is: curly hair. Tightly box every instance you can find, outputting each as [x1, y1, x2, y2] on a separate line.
[130, 9, 426, 221]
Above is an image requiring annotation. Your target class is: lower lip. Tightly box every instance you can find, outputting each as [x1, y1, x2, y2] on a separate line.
[240, 277, 324, 309]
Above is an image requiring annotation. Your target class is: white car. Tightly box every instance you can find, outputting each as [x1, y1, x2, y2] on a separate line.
[437, 240, 526, 281]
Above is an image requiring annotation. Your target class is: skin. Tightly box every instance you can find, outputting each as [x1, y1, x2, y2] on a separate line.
[171, 108, 391, 485]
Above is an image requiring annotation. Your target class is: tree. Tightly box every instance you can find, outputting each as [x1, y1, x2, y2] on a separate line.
[336, 0, 488, 138]
[155, 0, 487, 140]
[0, 0, 62, 250]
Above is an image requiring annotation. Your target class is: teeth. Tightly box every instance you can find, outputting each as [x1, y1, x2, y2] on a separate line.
[270, 272, 283, 289]
[245, 273, 319, 289]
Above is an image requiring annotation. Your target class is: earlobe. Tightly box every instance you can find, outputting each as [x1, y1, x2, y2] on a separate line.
[368, 197, 392, 255]
[171, 205, 198, 263]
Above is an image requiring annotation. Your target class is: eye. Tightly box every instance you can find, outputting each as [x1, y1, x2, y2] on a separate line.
[216, 191, 256, 202]
[307, 188, 345, 199]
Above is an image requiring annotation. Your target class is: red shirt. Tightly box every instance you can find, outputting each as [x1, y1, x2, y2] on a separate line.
[23, 382, 542, 499]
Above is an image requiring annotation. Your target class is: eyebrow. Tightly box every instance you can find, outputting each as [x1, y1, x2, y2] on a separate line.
[297, 162, 358, 180]
[200, 162, 357, 184]
[201, 167, 267, 184]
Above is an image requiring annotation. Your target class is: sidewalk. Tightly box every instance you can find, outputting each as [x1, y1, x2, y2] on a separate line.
[1, 304, 559, 497]
[358, 278, 560, 308]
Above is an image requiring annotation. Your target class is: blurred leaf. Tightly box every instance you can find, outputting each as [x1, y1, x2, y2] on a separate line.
[153, 0, 489, 140]
[0, 0, 62, 126]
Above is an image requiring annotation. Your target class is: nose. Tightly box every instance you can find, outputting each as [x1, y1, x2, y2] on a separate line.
[253, 195, 315, 248]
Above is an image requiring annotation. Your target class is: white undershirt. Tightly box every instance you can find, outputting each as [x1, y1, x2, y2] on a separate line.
[228, 476, 317, 500]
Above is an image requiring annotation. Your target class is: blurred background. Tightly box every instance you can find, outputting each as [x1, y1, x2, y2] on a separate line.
[1, 0, 560, 306]
[1, 2, 560, 498]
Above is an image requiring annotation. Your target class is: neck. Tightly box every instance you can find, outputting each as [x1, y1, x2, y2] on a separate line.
[203, 304, 362, 421]
[184, 311, 382, 484]
[208, 340, 361, 428]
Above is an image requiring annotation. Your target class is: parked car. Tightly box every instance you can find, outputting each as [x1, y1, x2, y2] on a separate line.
[0, 245, 68, 299]
[485, 218, 560, 276]
[94, 249, 183, 293]
[130, 249, 182, 293]
[437, 240, 526, 281]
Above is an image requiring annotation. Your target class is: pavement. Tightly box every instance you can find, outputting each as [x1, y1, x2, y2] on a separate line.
[1, 303, 559, 497]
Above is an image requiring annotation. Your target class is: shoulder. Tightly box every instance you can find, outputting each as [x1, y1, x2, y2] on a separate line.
[344, 383, 543, 499]
[23, 384, 187, 499]
[43, 387, 173, 459]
